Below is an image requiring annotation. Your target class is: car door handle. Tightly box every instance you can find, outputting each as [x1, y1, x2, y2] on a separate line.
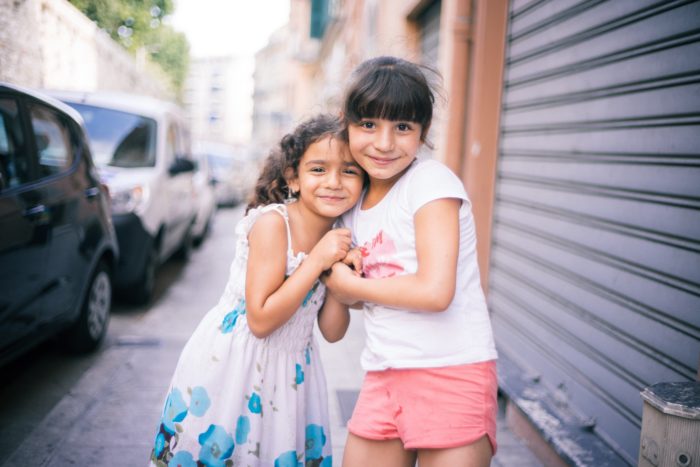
[24, 204, 46, 216]
[85, 186, 100, 198]
[23, 204, 50, 225]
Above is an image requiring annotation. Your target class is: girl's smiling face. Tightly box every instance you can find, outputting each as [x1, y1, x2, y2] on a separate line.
[288, 136, 364, 219]
[347, 118, 423, 186]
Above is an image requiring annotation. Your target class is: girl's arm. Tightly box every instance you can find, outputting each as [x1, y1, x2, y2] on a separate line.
[245, 212, 351, 338]
[317, 292, 350, 342]
[325, 198, 461, 312]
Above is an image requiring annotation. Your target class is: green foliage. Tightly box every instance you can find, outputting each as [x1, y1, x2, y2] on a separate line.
[69, 0, 188, 95]
[146, 26, 190, 93]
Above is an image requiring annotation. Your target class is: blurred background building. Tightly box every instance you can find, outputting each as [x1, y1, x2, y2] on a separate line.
[183, 55, 252, 146]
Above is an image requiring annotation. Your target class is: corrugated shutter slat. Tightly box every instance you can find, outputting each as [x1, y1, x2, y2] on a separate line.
[492, 0, 700, 463]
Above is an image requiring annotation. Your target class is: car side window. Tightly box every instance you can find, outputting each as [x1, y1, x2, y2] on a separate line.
[0, 97, 30, 191]
[28, 103, 73, 178]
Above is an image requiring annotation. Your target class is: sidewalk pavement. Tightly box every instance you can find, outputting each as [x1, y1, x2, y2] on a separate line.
[1, 207, 543, 466]
[317, 315, 544, 466]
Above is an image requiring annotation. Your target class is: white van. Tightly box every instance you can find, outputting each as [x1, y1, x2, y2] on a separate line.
[49, 91, 197, 304]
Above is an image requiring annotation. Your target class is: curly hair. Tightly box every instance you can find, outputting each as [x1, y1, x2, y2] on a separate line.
[246, 114, 342, 212]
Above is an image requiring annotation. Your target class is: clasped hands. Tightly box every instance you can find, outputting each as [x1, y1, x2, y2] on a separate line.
[323, 247, 363, 307]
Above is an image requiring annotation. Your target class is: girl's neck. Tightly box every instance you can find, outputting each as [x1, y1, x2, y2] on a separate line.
[286, 201, 335, 254]
[362, 166, 410, 210]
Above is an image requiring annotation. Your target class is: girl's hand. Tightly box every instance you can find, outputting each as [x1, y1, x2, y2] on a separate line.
[308, 228, 353, 271]
[342, 247, 364, 276]
[324, 262, 355, 295]
[324, 263, 363, 306]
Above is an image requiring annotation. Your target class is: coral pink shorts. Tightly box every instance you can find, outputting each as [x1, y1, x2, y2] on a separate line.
[347, 360, 498, 452]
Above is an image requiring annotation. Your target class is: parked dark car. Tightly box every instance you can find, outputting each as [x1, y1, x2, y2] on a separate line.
[0, 83, 118, 366]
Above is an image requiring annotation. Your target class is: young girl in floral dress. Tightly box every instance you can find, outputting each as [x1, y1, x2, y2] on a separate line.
[149, 114, 364, 467]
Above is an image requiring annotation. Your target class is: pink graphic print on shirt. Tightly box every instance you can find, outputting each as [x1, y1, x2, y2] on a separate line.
[360, 230, 405, 279]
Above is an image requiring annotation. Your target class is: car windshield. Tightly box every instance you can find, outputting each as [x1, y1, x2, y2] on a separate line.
[207, 154, 236, 171]
[68, 103, 157, 168]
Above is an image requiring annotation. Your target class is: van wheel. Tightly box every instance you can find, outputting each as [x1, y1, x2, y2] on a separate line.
[61, 261, 111, 352]
[131, 246, 157, 305]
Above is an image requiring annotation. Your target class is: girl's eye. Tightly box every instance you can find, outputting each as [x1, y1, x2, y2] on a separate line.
[360, 121, 375, 129]
[397, 123, 411, 132]
[310, 167, 325, 173]
[343, 168, 360, 176]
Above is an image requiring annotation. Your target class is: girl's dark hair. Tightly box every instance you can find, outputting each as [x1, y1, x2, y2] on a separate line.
[342, 56, 436, 144]
[247, 114, 342, 212]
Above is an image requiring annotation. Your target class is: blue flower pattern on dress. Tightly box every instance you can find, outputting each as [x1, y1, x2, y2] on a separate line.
[168, 450, 197, 467]
[235, 415, 250, 444]
[154, 432, 166, 457]
[248, 392, 262, 414]
[274, 450, 301, 467]
[295, 364, 304, 385]
[220, 298, 246, 334]
[189, 386, 211, 417]
[302, 283, 319, 307]
[197, 424, 235, 467]
[162, 388, 188, 434]
[305, 424, 326, 461]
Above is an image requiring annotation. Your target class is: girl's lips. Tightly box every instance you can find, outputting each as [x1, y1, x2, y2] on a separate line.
[318, 195, 346, 202]
[367, 155, 397, 166]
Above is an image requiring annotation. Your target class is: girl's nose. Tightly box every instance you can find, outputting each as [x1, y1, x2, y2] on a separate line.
[373, 127, 395, 152]
[325, 169, 342, 188]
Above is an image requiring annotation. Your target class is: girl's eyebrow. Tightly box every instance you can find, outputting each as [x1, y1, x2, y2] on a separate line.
[304, 159, 328, 165]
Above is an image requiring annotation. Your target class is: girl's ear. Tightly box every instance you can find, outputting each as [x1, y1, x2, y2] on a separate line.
[288, 179, 300, 193]
[284, 167, 299, 193]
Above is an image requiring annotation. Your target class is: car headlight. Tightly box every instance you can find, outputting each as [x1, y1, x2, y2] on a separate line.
[111, 185, 149, 215]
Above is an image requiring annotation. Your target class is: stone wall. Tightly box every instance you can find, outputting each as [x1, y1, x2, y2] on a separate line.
[0, 0, 171, 98]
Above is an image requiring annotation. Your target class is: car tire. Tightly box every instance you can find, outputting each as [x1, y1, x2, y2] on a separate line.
[61, 261, 112, 352]
[175, 224, 194, 261]
[193, 214, 213, 247]
[131, 245, 158, 305]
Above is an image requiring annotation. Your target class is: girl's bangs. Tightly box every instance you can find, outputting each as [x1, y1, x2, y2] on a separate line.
[347, 72, 432, 125]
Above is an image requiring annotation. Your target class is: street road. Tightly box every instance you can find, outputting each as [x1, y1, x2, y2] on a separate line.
[0, 205, 247, 466]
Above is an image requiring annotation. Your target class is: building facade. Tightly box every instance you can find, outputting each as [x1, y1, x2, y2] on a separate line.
[183, 55, 253, 146]
[277, 0, 700, 464]
[251, 25, 296, 152]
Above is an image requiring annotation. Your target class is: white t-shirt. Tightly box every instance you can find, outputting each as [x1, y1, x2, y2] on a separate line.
[341, 158, 498, 371]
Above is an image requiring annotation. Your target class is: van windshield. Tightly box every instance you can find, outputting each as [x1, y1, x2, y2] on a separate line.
[68, 103, 157, 168]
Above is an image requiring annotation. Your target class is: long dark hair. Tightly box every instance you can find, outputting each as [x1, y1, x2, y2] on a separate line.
[341, 56, 437, 145]
[247, 114, 342, 212]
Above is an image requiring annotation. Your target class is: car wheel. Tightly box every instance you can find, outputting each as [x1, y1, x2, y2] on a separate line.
[61, 261, 111, 352]
[193, 214, 212, 247]
[175, 224, 194, 261]
[131, 246, 158, 305]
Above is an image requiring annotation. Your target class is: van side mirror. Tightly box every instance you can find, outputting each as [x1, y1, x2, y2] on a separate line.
[169, 157, 195, 176]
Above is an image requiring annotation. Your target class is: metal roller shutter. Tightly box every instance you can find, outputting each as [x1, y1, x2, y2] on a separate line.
[491, 0, 700, 462]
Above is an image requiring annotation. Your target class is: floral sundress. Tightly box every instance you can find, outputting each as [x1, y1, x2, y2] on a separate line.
[149, 204, 332, 467]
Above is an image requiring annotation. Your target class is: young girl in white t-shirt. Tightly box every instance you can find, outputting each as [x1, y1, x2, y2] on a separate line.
[325, 56, 499, 467]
